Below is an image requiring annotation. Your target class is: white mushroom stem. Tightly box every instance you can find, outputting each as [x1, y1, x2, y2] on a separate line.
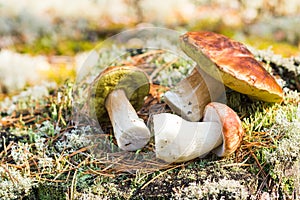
[152, 113, 222, 163]
[105, 89, 150, 151]
[164, 67, 225, 122]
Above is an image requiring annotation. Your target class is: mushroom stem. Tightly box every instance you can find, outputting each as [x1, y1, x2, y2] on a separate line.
[152, 113, 222, 163]
[105, 89, 150, 151]
[164, 67, 225, 122]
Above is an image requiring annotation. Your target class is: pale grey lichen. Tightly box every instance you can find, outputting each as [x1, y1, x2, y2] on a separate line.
[0, 166, 36, 200]
[10, 143, 32, 165]
[38, 157, 54, 171]
[154, 53, 194, 87]
[55, 126, 92, 154]
[37, 120, 61, 138]
[172, 178, 252, 200]
[81, 182, 126, 200]
[250, 47, 299, 73]
[0, 82, 56, 115]
[258, 91, 300, 197]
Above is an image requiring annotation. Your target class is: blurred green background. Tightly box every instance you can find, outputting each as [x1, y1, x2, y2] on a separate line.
[0, 0, 300, 95]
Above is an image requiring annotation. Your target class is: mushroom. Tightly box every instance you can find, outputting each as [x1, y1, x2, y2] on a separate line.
[152, 113, 222, 163]
[203, 102, 244, 157]
[179, 31, 284, 103]
[164, 66, 225, 122]
[90, 66, 151, 151]
[152, 102, 244, 163]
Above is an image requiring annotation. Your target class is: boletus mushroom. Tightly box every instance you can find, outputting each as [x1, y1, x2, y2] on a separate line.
[180, 31, 283, 103]
[203, 102, 244, 157]
[164, 66, 225, 122]
[90, 66, 151, 151]
[152, 113, 222, 163]
[152, 102, 244, 163]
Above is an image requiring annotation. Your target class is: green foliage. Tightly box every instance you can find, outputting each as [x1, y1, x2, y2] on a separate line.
[25, 183, 67, 200]
[14, 36, 96, 56]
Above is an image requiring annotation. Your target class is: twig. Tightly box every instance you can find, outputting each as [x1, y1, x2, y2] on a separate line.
[255, 173, 270, 198]
[68, 146, 91, 157]
[221, 163, 252, 168]
[132, 50, 165, 64]
[150, 57, 178, 80]
[249, 150, 267, 178]
[37, 177, 67, 183]
[1, 164, 17, 185]
[1, 141, 14, 160]
[70, 169, 77, 200]
[85, 167, 115, 178]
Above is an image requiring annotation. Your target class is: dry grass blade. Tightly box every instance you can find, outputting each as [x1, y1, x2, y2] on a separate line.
[150, 57, 179, 80]
[249, 150, 267, 177]
[140, 164, 184, 190]
[85, 167, 115, 178]
[132, 49, 165, 65]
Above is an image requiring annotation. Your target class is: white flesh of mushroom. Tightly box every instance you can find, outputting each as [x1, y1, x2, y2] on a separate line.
[152, 113, 223, 163]
[105, 89, 151, 151]
[164, 67, 225, 122]
[203, 105, 224, 156]
[203, 102, 244, 157]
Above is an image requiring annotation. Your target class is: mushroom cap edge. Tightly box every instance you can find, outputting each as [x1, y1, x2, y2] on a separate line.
[203, 102, 244, 157]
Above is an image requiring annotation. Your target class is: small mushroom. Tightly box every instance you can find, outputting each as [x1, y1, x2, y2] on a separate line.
[180, 31, 284, 102]
[152, 113, 222, 163]
[90, 66, 151, 151]
[151, 102, 244, 162]
[203, 102, 244, 157]
[164, 66, 225, 122]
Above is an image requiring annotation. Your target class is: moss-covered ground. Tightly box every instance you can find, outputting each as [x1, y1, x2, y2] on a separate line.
[1, 39, 299, 199]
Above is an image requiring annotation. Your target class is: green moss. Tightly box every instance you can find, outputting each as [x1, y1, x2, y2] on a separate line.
[13, 36, 96, 56]
[227, 88, 300, 197]
[25, 183, 67, 200]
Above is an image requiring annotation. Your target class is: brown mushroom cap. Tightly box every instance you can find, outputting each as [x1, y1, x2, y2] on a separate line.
[203, 102, 244, 157]
[180, 31, 283, 103]
[89, 66, 150, 122]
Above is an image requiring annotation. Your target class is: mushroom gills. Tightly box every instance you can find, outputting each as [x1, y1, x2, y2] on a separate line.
[152, 113, 222, 163]
[105, 89, 151, 151]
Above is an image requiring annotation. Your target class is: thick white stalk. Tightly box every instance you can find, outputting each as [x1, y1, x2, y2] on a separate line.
[152, 113, 222, 163]
[164, 67, 224, 122]
[105, 89, 150, 151]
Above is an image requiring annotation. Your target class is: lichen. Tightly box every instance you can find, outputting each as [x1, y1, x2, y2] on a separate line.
[0, 166, 36, 200]
[172, 178, 251, 200]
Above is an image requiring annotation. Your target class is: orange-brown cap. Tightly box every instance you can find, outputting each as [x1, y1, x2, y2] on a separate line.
[203, 102, 244, 157]
[180, 31, 283, 103]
